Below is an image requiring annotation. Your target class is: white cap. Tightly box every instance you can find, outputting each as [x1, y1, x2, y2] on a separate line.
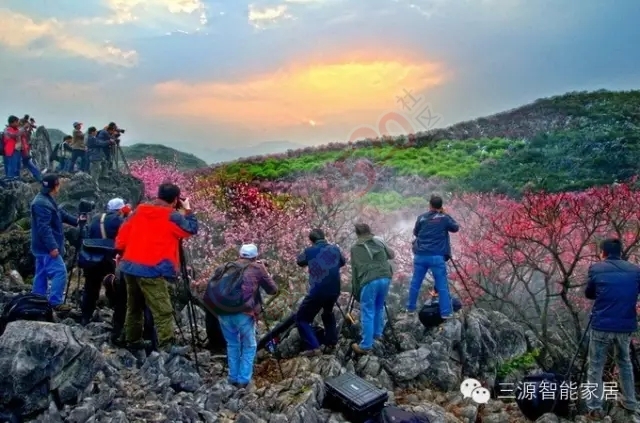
[239, 244, 258, 259]
[107, 198, 126, 212]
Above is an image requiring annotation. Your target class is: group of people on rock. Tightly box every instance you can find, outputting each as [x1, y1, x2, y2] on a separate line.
[2, 115, 125, 183]
[50, 121, 124, 181]
[1, 115, 42, 182]
[24, 170, 640, 418]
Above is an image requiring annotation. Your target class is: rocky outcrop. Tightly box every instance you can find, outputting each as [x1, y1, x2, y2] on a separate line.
[0, 172, 143, 276]
[0, 321, 104, 418]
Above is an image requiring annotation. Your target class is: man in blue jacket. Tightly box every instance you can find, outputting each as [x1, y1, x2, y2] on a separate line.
[31, 174, 84, 312]
[407, 195, 459, 319]
[80, 197, 127, 326]
[584, 238, 640, 421]
[295, 229, 346, 356]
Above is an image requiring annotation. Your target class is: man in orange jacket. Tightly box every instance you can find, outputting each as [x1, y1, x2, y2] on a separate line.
[115, 182, 198, 353]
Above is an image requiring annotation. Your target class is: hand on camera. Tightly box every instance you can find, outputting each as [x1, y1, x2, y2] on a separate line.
[180, 198, 191, 211]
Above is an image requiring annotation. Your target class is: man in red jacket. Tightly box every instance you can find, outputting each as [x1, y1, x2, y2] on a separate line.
[115, 183, 198, 353]
[2, 115, 23, 179]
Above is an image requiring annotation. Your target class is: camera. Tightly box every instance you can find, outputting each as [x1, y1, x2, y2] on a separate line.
[79, 199, 96, 216]
[118, 128, 126, 134]
[175, 197, 186, 210]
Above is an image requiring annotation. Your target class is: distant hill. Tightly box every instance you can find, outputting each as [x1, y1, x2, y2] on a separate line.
[208, 141, 307, 164]
[45, 129, 207, 170]
[208, 89, 640, 196]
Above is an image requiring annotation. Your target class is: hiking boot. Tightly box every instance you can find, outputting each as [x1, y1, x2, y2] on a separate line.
[351, 343, 371, 355]
[233, 382, 249, 390]
[587, 409, 606, 420]
[301, 348, 322, 357]
[53, 304, 72, 313]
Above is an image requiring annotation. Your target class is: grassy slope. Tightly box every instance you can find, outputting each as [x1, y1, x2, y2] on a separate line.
[46, 129, 207, 170]
[210, 90, 640, 196]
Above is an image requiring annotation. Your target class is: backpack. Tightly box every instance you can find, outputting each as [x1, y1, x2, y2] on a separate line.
[377, 406, 431, 423]
[203, 262, 252, 316]
[50, 142, 60, 163]
[0, 293, 54, 336]
[418, 296, 462, 329]
[515, 372, 570, 420]
[78, 214, 115, 269]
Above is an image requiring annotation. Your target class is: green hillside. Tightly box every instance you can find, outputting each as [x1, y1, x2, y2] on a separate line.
[46, 129, 207, 170]
[210, 90, 640, 196]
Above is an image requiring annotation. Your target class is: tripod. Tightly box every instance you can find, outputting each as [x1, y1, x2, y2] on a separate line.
[177, 240, 202, 374]
[260, 304, 285, 380]
[63, 220, 88, 305]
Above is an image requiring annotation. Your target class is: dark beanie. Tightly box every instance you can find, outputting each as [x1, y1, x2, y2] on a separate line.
[42, 173, 60, 189]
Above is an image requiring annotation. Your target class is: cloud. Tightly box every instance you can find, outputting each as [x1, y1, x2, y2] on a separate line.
[248, 4, 293, 29]
[0, 8, 138, 67]
[147, 54, 449, 132]
[103, 0, 208, 27]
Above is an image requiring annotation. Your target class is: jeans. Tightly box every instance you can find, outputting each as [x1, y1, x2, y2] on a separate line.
[359, 277, 391, 350]
[124, 275, 174, 349]
[69, 150, 86, 172]
[296, 294, 339, 350]
[587, 330, 638, 412]
[56, 159, 69, 172]
[4, 152, 21, 178]
[32, 254, 68, 306]
[21, 157, 42, 181]
[218, 313, 257, 384]
[407, 254, 452, 316]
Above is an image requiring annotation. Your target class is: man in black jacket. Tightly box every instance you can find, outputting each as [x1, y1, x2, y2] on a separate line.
[80, 198, 126, 326]
[295, 229, 346, 356]
[87, 126, 112, 179]
[406, 195, 459, 318]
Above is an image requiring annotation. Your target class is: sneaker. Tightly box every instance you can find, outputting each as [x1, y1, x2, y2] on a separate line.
[300, 348, 322, 357]
[351, 343, 371, 355]
[53, 304, 72, 313]
[234, 382, 249, 389]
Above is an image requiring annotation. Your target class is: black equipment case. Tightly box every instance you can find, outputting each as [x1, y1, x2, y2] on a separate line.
[323, 372, 388, 423]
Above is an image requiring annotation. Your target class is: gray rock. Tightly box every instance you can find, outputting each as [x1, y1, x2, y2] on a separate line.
[0, 321, 104, 417]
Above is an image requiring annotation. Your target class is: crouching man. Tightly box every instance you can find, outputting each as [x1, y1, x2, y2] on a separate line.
[207, 244, 278, 388]
[350, 223, 395, 355]
[295, 229, 346, 356]
[115, 183, 198, 354]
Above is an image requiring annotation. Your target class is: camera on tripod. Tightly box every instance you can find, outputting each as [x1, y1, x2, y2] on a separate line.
[78, 199, 96, 224]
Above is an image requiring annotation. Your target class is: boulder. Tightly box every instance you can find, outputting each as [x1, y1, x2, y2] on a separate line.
[0, 321, 105, 417]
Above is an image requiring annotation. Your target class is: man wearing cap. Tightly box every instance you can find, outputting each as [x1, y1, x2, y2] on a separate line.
[211, 243, 278, 388]
[68, 122, 87, 173]
[115, 183, 198, 353]
[80, 198, 128, 326]
[30, 174, 85, 312]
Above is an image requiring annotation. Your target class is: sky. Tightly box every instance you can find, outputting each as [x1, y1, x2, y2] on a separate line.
[1, 0, 639, 162]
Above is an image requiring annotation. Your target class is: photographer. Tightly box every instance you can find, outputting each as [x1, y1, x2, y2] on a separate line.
[69, 122, 86, 173]
[584, 238, 640, 421]
[406, 195, 459, 319]
[96, 123, 117, 175]
[295, 229, 345, 356]
[115, 183, 198, 353]
[87, 126, 111, 180]
[30, 174, 85, 312]
[3, 115, 25, 179]
[80, 198, 127, 326]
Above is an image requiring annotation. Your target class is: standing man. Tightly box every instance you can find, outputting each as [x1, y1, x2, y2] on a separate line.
[87, 126, 111, 180]
[406, 195, 459, 319]
[584, 238, 640, 422]
[69, 122, 86, 172]
[115, 183, 198, 353]
[295, 229, 346, 356]
[350, 223, 395, 355]
[30, 174, 84, 312]
[2, 115, 24, 179]
[96, 124, 116, 176]
[80, 198, 127, 326]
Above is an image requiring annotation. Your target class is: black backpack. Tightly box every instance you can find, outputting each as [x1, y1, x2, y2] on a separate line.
[203, 262, 252, 316]
[515, 372, 570, 421]
[0, 293, 54, 336]
[418, 296, 462, 329]
[376, 406, 431, 423]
